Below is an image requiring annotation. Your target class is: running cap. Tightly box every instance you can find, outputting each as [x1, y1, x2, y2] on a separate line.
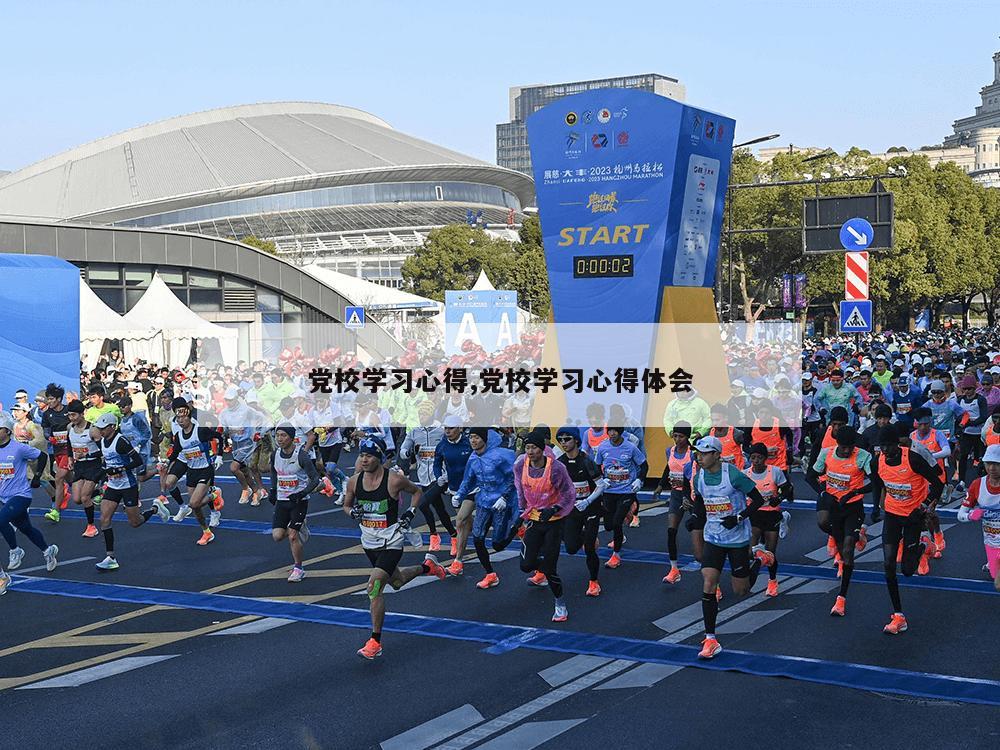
[693, 436, 723, 453]
[930, 380, 946, 392]
[93, 412, 118, 429]
[829, 406, 849, 423]
[417, 401, 436, 418]
[523, 430, 546, 450]
[358, 436, 386, 459]
[748, 441, 769, 458]
[128, 382, 141, 390]
[154, 377, 164, 384]
[802, 372, 813, 381]
[959, 375, 978, 389]
[9, 402, 26, 413]
[468, 427, 489, 443]
[275, 422, 296, 438]
[291, 389, 307, 400]
[751, 387, 769, 399]
[731, 379, 745, 388]
[556, 425, 581, 444]
[224, 386, 240, 400]
[984, 444, 1000, 464]
[0, 413, 13, 431]
[442, 415, 462, 429]
[897, 374, 911, 386]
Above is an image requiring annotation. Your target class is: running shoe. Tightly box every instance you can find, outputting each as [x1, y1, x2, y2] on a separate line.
[883, 613, 908, 634]
[953, 481, 967, 498]
[8, 547, 25, 571]
[716, 586, 723, 602]
[476, 572, 499, 589]
[258, 488, 269, 503]
[95, 555, 119, 571]
[196, 530, 215, 546]
[320, 477, 335, 497]
[0, 570, 9, 596]
[586, 580, 602, 597]
[298, 521, 310, 545]
[698, 637, 722, 659]
[896, 542, 903, 563]
[152, 498, 170, 522]
[44, 508, 60, 523]
[43, 544, 58, 572]
[527, 571, 548, 586]
[856, 525, 868, 552]
[516, 525, 526, 540]
[211, 488, 224, 511]
[450, 535, 459, 557]
[917, 538, 931, 576]
[357, 638, 382, 659]
[830, 595, 846, 617]
[405, 529, 423, 548]
[826, 536, 837, 557]
[778, 510, 791, 539]
[447, 559, 464, 577]
[753, 546, 775, 568]
[334, 496, 344, 506]
[250, 489, 261, 506]
[766, 579, 779, 597]
[173, 505, 193, 523]
[551, 603, 568, 622]
[92, 491, 102, 506]
[238, 489, 251, 505]
[629, 514, 640, 528]
[428, 534, 442, 552]
[82, 524, 99, 538]
[287, 566, 305, 582]
[423, 554, 446, 580]
[663, 567, 681, 584]
[208, 510, 222, 528]
[933, 532, 946, 558]
[605, 553, 621, 569]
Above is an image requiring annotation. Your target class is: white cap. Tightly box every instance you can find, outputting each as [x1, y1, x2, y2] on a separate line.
[93, 412, 118, 429]
[694, 436, 723, 453]
[291, 389, 307, 400]
[731, 379, 745, 388]
[442, 414, 462, 428]
[802, 372, 813, 381]
[892, 359, 904, 367]
[0, 412, 13, 430]
[128, 381, 141, 390]
[984, 444, 1000, 464]
[752, 387, 769, 399]
[930, 380, 946, 392]
[990, 366, 1000, 375]
[224, 386, 240, 400]
[154, 376, 165, 384]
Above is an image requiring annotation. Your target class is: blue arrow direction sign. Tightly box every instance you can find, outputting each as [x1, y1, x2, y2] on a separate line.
[344, 306, 365, 329]
[840, 299, 872, 333]
[840, 217, 874, 251]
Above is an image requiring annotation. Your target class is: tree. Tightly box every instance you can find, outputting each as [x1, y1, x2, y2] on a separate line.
[234, 235, 278, 256]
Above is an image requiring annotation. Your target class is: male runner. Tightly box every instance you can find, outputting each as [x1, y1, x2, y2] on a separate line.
[745, 441, 794, 596]
[400, 402, 456, 551]
[41, 383, 72, 522]
[270, 424, 320, 581]
[957, 443, 1000, 591]
[163, 398, 222, 544]
[910, 407, 951, 557]
[92, 412, 170, 570]
[435, 416, 475, 575]
[66, 400, 103, 537]
[556, 425, 607, 596]
[219, 386, 265, 504]
[343, 437, 445, 659]
[594, 425, 647, 569]
[653, 422, 697, 584]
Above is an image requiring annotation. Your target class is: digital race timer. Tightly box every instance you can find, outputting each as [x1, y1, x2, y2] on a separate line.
[572, 254, 634, 279]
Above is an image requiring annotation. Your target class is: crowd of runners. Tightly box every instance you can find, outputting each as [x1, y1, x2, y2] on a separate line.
[1, 330, 999, 662]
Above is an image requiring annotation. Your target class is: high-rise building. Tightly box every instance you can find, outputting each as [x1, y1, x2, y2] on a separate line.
[496, 74, 685, 178]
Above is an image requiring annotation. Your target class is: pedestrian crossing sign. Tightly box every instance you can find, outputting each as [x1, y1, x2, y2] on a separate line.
[345, 306, 365, 330]
[839, 299, 872, 333]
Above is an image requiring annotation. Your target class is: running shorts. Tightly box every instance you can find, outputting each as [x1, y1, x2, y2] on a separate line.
[749, 509, 781, 533]
[365, 547, 403, 575]
[103, 486, 140, 508]
[73, 459, 103, 484]
[702, 541, 751, 577]
[272, 499, 309, 531]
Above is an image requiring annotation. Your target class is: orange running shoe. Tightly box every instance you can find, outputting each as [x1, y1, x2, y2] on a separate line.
[766, 579, 779, 597]
[82, 524, 99, 538]
[211, 488, 224, 511]
[447, 560, 464, 577]
[450, 535, 459, 557]
[836, 561, 843, 579]
[754, 547, 775, 567]
[238, 489, 251, 505]
[827, 536, 837, 556]
[527, 571, 548, 586]
[357, 638, 382, 659]
[716, 586, 723, 602]
[422, 554, 446, 580]
[896, 542, 903, 563]
[428, 534, 442, 552]
[586, 580, 602, 597]
[883, 613, 908, 634]
[516, 525, 526, 540]
[605, 553, 621, 569]
[196, 529, 215, 546]
[663, 567, 681, 584]
[698, 637, 722, 659]
[476, 572, 499, 589]
[320, 477, 335, 497]
[933, 532, 945, 555]
[917, 546, 931, 576]
[830, 595, 846, 617]
[855, 525, 868, 552]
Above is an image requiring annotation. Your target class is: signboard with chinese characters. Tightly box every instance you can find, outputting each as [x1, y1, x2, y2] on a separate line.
[444, 289, 518, 356]
[526, 89, 735, 324]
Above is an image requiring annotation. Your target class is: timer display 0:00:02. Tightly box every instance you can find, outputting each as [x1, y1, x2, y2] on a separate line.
[572, 254, 634, 278]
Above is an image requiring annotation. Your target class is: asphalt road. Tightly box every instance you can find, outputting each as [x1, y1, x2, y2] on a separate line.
[3, 468, 998, 750]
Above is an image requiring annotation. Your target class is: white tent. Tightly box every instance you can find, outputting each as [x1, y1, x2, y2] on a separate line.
[79, 279, 162, 368]
[123, 273, 238, 367]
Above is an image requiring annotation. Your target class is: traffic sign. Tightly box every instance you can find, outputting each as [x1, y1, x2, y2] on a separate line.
[802, 189, 893, 253]
[344, 306, 365, 329]
[839, 299, 872, 333]
[845, 251, 869, 300]
[840, 218, 873, 250]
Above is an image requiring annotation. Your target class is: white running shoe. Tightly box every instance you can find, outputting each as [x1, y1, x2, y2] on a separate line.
[298, 521, 310, 545]
[152, 498, 171, 522]
[552, 603, 569, 622]
[334, 497, 344, 506]
[779, 510, 791, 539]
[95, 555, 119, 571]
[43, 544, 59, 572]
[208, 509, 222, 528]
[0, 570, 9, 595]
[173, 504, 193, 522]
[406, 529, 423, 548]
[287, 566, 305, 582]
[8, 547, 25, 571]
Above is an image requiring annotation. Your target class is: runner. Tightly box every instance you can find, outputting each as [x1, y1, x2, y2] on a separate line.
[745, 441, 794, 596]
[955, 375, 988, 496]
[451, 427, 518, 589]
[117, 395, 154, 481]
[343, 437, 445, 659]
[219, 386, 265, 504]
[313, 392, 347, 502]
[270, 423, 321, 581]
[245, 392, 273, 507]
[513, 429, 576, 621]
[163, 398, 222, 544]
[92, 412, 170, 571]
[582, 402, 608, 457]
[811, 426, 872, 615]
[435, 416, 475, 576]
[84, 383, 122, 425]
[653, 422, 697, 584]
[594, 425, 647, 569]
[11, 402, 59, 521]
[909, 407, 951, 557]
[874, 424, 944, 634]
[709, 405, 746, 469]
[957, 443, 1000, 591]
[555, 425, 607, 596]
[0, 412, 59, 576]
[690, 436, 770, 659]
[400, 402, 457, 552]
[40, 383, 72, 522]
[66, 400, 103, 537]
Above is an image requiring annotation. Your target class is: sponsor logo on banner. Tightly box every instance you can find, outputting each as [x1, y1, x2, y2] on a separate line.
[565, 111, 578, 126]
[587, 191, 619, 213]
[592, 133, 609, 149]
[598, 108, 611, 123]
[583, 110, 593, 123]
[616, 131, 630, 147]
[614, 107, 628, 120]
[705, 120, 716, 139]
[565, 131, 583, 158]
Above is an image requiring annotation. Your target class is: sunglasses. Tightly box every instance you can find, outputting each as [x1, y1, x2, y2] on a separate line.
[556, 435, 574, 442]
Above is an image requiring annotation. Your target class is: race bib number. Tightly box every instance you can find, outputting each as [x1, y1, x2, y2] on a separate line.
[277, 478, 298, 491]
[897, 403, 911, 414]
[704, 500, 733, 516]
[767, 445, 778, 458]
[574, 481, 590, 498]
[606, 468, 629, 483]
[826, 471, 850, 492]
[418, 447, 435, 461]
[53, 431, 69, 444]
[0, 462, 13, 478]
[884, 481, 912, 501]
[72, 445, 92, 459]
[182, 448, 204, 462]
[669, 471, 685, 490]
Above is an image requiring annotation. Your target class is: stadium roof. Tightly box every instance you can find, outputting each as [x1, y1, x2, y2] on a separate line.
[0, 102, 533, 223]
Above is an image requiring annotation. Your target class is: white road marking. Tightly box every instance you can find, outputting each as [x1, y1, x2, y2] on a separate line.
[14, 556, 94, 574]
[17, 655, 180, 689]
[381, 704, 485, 750]
[473, 719, 586, 750]
[209, 617, 294, 636]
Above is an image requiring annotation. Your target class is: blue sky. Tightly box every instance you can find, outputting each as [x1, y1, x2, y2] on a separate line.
[1, 0, 996, 171]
